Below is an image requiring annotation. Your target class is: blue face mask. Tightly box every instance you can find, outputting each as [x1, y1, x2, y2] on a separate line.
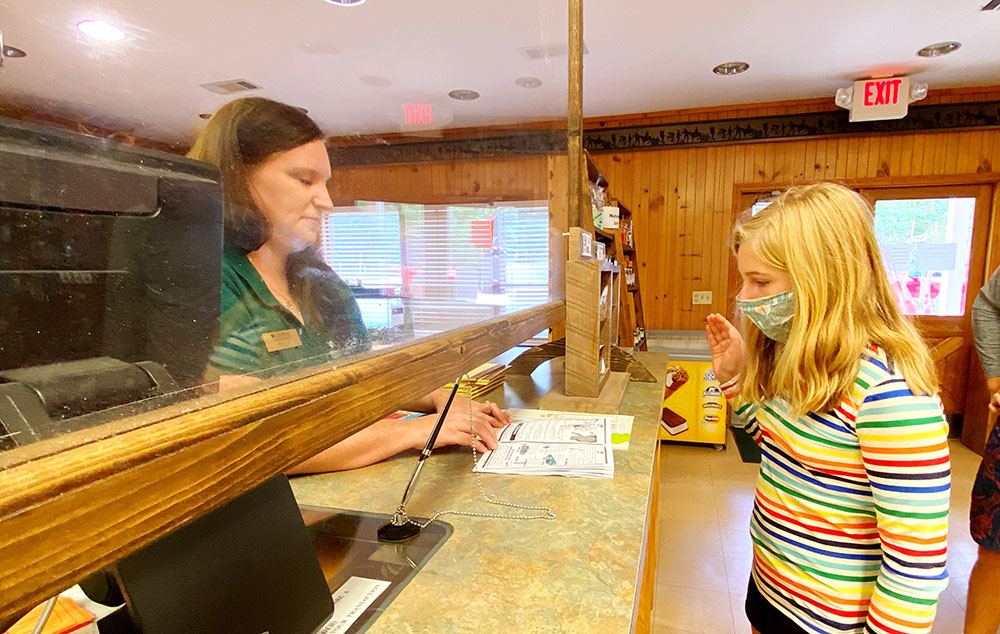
[736, 290, 795, 343]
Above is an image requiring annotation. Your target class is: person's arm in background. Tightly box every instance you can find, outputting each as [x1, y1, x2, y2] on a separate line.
[286, 388, 512, 475]
[857, 380, 950, 634]
[972, 267, 1000, 411]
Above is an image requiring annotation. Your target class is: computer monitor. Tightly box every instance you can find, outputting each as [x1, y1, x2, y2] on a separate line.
[112, 475, 334, 634]
[0, 116, 224, 442]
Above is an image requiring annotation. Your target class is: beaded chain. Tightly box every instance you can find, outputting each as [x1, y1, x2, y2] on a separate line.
[415, 376, 556, 528]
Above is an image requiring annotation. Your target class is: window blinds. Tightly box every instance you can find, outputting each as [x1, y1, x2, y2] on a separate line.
[321, 201, 549, 337]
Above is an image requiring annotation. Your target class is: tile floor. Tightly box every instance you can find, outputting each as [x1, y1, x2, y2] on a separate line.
[651, 432, 990, 634]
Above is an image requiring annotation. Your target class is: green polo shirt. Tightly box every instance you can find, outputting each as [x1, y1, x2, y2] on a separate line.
[206, 245, 370, 381]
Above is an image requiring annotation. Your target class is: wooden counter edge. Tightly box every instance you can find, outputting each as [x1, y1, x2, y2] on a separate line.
[0, 301, 565, 624]
[630, 435, 661, 634]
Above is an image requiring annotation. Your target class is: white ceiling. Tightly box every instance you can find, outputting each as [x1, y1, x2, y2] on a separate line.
[0, 0, 997, 145]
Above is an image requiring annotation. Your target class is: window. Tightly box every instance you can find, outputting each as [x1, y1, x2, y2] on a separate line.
[320, 204, 403, 288]
[873, 197, 976, 317]
[321, 201, 549, 337]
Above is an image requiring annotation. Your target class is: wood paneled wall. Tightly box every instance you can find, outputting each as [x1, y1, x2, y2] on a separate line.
[586, 86, 1000, 129]
[590, 125, 1000, 331]
[328, 155, 550, 206]
[328, 87, 1000, 331]
[587, 86, 1000, 331]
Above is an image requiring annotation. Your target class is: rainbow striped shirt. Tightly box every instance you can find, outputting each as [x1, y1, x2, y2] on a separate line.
[722, 346, 950, 634]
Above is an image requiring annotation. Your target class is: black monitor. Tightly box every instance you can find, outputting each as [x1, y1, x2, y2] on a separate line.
[0, 117, 224, 444]
[111, 475, 334, 634]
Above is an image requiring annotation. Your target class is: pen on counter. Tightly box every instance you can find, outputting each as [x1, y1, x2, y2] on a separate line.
[378, 378, 462, 542]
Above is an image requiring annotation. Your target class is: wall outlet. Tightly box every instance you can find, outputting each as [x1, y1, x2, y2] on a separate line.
[692, 291, 713, 305]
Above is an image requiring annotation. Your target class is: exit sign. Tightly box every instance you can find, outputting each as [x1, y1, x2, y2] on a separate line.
[402, 103, 433, 126]
[850, 77, 910, 122]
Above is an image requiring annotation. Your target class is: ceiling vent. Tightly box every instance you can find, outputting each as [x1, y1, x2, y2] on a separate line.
[519, 41, 588, 60]
[983, 0, 1000, 9]
[301, 43, 340, 55]
[200, 79, 263, 95]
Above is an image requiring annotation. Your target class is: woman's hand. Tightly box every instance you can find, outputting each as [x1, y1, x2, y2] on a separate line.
[705, 313, 745, 385]
[412, 395, 511, 453]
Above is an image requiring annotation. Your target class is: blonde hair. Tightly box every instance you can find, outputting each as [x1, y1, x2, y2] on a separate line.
[733, 182, 938, 415]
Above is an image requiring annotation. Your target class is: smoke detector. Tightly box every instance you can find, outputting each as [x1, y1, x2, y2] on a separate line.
[200, 79, 263, 95]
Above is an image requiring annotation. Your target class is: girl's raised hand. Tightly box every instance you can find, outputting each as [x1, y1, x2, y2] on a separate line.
[705, 313, 744, 385]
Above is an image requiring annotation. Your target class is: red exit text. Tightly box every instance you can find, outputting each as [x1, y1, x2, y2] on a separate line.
[863, 79, 904, 107]
[402, 103, 433, 125]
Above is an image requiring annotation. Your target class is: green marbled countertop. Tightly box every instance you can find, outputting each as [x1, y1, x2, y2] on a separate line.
[290, 352, 668, 633]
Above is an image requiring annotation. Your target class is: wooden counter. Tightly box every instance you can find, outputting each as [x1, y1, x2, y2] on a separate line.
[290, 351, 667, 633]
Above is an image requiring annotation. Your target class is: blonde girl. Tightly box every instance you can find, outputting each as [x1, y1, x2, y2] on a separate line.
[706, 183, 950, 634]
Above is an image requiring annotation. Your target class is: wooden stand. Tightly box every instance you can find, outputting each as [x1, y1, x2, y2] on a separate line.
[535, 227, 629, 413]
[565, 257, 619, 397]
[539, 362, 629, 413]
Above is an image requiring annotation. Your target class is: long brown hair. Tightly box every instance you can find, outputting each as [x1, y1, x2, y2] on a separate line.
[188, 97, 322, 253]
[188, 98, 365, 346]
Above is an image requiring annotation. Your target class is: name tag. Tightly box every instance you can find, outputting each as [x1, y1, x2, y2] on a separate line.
[262, 328, 302, 353]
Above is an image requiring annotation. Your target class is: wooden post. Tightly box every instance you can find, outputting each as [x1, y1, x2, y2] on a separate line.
[567, 0, 585, 231]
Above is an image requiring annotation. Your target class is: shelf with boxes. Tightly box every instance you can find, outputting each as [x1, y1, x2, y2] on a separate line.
[592, 200, 647, 351]
[565, 227, 622, 398]
[585, 150, 647, 351]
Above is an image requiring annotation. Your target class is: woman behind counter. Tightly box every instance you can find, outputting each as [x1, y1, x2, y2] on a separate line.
[189, 97, 510, 474]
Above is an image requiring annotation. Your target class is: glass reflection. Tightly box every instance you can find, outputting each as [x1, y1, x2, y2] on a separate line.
[0, 0, 568, 451]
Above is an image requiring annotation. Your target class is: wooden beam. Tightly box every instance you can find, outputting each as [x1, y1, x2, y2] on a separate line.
[586, 101, 1000, 154]
[567, 0, 584, 230]
[0, 301, 564, 623]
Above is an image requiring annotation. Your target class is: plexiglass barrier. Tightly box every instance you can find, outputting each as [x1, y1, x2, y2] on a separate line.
[0, 0, 570, 451]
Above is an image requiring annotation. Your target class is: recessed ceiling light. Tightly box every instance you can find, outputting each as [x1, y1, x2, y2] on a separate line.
[917, 41, 961, 58]
[2, 45, 27, 58]
[448, 89, 480, 101]
[323, 0, 367, 6]
[77, 20, 127, 41]
[713, 61, 750, 76]
[515, 77, 543, 89]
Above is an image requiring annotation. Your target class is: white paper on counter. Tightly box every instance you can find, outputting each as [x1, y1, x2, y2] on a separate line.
[317, 576, 391, 634]
[474, 409, 616, 477]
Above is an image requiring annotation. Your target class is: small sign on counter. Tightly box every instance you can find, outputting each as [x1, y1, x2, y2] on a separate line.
[318, 577, 391, 634]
